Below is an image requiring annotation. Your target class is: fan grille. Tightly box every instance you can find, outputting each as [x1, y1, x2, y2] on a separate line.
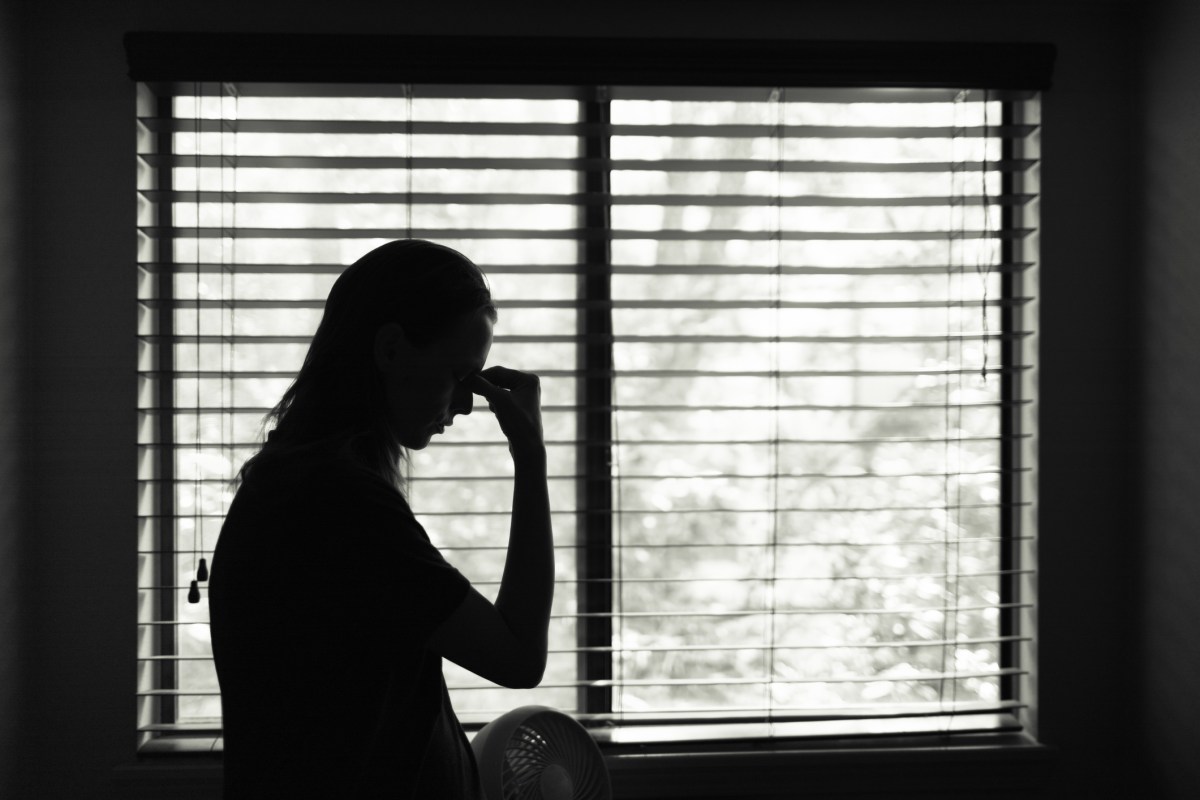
[499, 712, 608, 800]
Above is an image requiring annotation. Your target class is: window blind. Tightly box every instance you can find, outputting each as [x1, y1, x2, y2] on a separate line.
[135, 74, 1039, 750]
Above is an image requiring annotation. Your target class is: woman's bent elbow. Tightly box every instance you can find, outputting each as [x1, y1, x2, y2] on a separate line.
[503, 654, 546, 690]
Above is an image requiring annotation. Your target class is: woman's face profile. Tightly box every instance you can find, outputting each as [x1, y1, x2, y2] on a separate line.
[375, 309, 494, 450]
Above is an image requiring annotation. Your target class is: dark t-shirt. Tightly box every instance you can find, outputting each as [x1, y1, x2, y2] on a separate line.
[208, 440, 481, 799]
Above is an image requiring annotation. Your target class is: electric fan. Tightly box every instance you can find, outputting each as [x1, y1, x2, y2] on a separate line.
[471, 705, 611, 800]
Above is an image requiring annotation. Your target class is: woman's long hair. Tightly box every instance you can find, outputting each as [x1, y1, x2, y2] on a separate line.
[238, 240, 496, 491]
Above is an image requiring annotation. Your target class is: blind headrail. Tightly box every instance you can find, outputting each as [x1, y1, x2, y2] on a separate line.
[125, 34, 1055, 89]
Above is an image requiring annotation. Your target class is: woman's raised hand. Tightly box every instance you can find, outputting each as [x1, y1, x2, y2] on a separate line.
[433, 364, 553, 688]
[468, 366, 544, 459]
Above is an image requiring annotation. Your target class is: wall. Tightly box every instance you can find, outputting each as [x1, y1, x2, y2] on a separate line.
[0, 0, 27, 794]
[1136, 0, 1200, 796]
[6, 1, 1151, 798]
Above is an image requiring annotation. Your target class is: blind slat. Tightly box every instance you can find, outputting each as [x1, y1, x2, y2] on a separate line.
[138, 504, 1032, 523]
[138, 296, 1033, 310]
[138, 634, 1032, 660]
[140, 548, 1028, 562]
[140, 568, 1035, 594]
[140, 603, 1030, 626]
[139, 333, 1034, 346]
[140, 227, 1035, 243]
[141, 371, 1031, 384]
[138, 468, 1032, 488]
[138, 152, 1038, 173]
[141, 399, 1033, 413]
[139, 114, 1038, 140]
[138, 432, 1030, 447]
[139, 667, 1026, 698]
[138, 189, 1038, 208]
[137, 260, 1037, 276]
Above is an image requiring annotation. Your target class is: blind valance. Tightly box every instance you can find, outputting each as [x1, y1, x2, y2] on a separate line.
[125, 33, 1055, 89]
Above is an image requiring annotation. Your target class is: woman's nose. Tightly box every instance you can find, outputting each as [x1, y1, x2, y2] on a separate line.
[451, 382, 473, 416]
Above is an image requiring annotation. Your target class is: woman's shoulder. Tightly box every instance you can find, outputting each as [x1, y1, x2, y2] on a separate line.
[225, 450, 429, 570]
[242, 437, 417, 524]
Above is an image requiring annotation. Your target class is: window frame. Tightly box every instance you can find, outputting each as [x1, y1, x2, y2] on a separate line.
[128, 34, 1052, 784]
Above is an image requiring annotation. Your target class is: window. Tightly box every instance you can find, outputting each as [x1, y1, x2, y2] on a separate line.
[132, 35, 1045, 755]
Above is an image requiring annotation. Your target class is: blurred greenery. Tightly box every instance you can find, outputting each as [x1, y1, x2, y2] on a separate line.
[156, 90, 1011, 728]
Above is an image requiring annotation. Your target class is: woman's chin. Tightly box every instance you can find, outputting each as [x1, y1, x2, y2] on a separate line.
[400, 431, 435, 450]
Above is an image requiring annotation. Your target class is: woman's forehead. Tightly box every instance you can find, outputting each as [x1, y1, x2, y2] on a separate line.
[444, 309, 493, 365]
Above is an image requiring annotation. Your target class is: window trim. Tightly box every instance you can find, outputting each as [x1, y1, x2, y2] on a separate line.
[578, 86, 616, 715]
[118, 732, 1056, 797]
[128, 33, 1049, 775]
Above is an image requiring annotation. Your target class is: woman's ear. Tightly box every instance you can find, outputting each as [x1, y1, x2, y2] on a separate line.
[373, 322, 413, 372]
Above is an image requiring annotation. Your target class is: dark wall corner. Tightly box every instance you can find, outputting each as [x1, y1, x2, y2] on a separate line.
[0, 0, 29, 796]
[1132, 0, 1200, 795]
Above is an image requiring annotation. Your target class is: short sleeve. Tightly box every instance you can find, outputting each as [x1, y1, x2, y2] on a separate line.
[210, 451, 480, 799]
[321, 465, 472, 642]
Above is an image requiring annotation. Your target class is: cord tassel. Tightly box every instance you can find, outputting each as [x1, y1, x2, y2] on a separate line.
[197, 557, 209, 582]
[188, 579, 201, 604]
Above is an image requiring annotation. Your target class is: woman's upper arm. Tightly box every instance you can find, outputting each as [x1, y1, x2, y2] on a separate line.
[427, 586, 546, 690]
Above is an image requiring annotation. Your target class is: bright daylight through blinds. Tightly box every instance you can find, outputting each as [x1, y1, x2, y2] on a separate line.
[136, 81, 1038, 748]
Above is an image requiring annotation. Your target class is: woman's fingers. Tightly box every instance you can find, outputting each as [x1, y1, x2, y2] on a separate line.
[466, 366, 543, 451]
[469, 367, 540, 405]
[466, 373, 500, 401]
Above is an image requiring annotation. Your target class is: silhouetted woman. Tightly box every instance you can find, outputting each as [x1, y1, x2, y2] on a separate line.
[208, 240, 553, 799]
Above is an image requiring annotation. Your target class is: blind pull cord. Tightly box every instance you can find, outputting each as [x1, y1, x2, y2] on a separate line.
[978, 89, 994, 383]
[189, 82, 204, 604]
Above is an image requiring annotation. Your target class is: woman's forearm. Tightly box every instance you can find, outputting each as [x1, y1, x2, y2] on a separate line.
[493, 447, 554, 677]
